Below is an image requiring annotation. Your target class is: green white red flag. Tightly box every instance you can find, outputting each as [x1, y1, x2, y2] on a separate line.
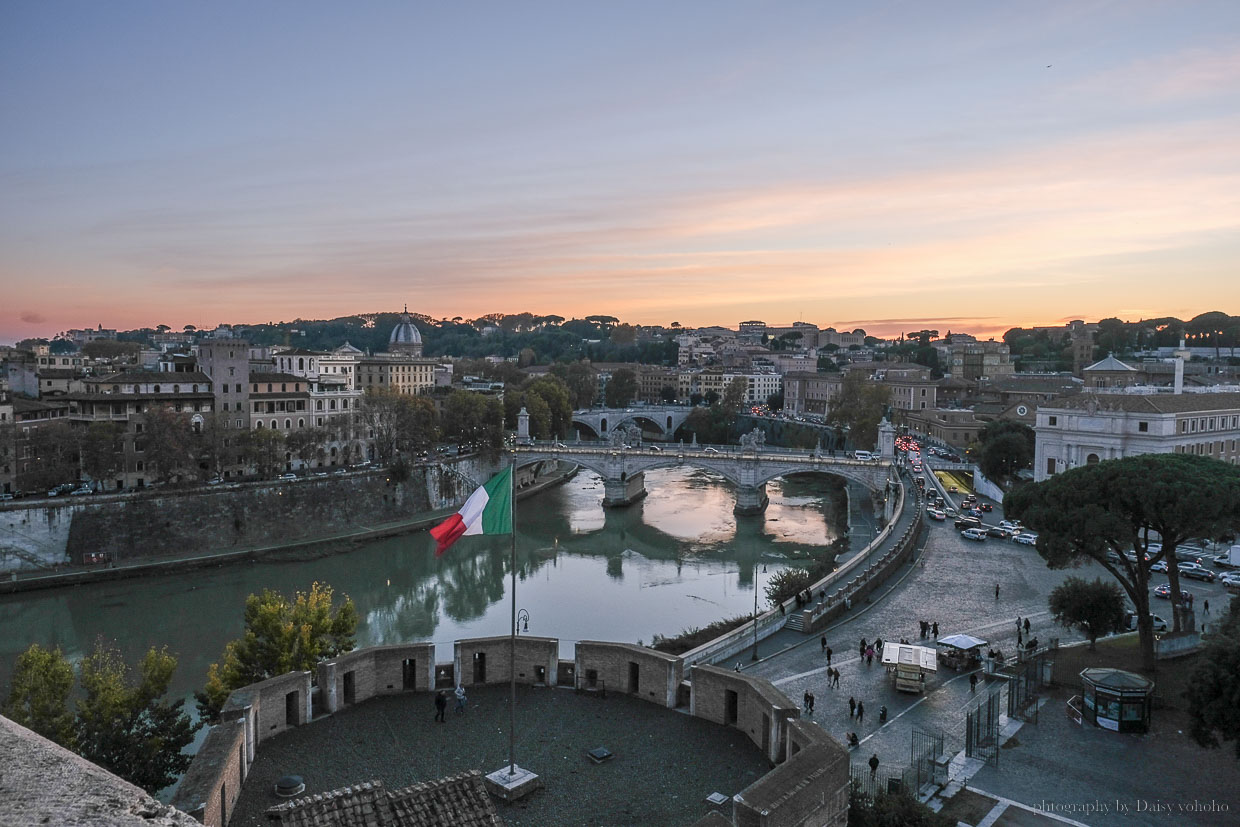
[429, 466, 513, 556]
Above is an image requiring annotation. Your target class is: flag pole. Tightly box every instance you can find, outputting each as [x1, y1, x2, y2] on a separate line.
[508, 453, 517, 776]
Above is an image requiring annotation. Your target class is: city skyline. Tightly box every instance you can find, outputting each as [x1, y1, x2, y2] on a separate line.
[3, 2, 1239, 343]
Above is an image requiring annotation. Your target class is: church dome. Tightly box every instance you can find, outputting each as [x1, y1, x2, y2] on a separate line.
[388, 306, 424, 355]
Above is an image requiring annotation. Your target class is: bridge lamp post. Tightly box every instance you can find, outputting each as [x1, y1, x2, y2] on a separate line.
[516, 609, 530, 634]
[751, 565, 764, 661]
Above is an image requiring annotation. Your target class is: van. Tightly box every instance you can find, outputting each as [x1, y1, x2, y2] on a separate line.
[852, 450, 875, 461]
[1125, 612, 1167, 632]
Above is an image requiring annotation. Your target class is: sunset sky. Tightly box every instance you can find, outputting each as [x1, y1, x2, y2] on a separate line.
[2, 1, 1239, 344]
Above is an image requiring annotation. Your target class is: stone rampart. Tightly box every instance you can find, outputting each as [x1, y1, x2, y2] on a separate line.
[574, 641, 682, 706]
[454, 635, 559, 688]
[170, 637, 849, 827]
[689, 664, 799, 764]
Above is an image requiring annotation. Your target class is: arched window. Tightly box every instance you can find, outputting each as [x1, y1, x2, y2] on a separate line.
[271, 419, 278, 429]
[256, 421, 264, 429]
[153, 385, 161, 393]
[298, 358, 305, 371]
[285, 419, 291, 430]
[173, 385, 180, 394]
[297, 418, 304, 428]
[1086, 453, 1100, 465]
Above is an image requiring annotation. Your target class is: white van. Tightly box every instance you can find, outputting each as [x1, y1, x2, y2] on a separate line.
[852, 450, 875, 461]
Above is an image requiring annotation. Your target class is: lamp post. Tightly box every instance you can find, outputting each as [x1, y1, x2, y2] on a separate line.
[517, 608, 530, 634]
[751, 565, 763, 661]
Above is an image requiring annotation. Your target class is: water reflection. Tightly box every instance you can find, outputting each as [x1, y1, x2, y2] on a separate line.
[0, 466, 846, 709]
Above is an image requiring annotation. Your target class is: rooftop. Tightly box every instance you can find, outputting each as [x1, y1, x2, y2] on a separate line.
[1050, 391, 1240, 415]
[228, 683, 767, 827]
[266, 773, 504, 827]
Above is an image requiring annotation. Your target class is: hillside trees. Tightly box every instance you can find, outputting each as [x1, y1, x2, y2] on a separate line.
[827, 372, 890, 450]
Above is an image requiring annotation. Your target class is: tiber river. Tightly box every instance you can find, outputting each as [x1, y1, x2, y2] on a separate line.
[0, 466, 849, 722]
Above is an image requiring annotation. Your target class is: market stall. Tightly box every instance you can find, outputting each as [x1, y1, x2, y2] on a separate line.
[935, 634, 987, 671]
[880, 643, 938, 693]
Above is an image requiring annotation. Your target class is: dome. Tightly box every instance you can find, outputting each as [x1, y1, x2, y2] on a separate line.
[389, 306, 424, 355]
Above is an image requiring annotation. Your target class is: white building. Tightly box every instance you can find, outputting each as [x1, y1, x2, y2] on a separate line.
[1033, 390, 1240, 481]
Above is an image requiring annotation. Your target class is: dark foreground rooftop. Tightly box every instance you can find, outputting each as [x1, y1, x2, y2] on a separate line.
[230, 684, 771, 827]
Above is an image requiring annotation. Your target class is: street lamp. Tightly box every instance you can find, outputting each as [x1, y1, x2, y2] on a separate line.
[517, 609, 530, 634]
[751, 564, 766, 661]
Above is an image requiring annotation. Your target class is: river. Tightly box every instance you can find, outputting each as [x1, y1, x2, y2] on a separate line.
[0, 466, 849, 718]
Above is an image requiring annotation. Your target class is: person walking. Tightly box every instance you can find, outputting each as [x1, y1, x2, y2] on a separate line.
[1204, 599, 1210, 615]
[1016, 616, 1022, 632]
[808, 691, 815, 713]
[803, 691, 811, 712]
[1017, 628, 1023, 648]
[857, 700, 865, 724]
[821, 635, 827, 652]
[454, 684, 467, 714]
[865, 646, 874, 666]
[970, 673, 978, 693]
[1023, 618, 1031, 634]
[931, 622, 939, 638]
[833, 668, 841, 688]
[434, 690, 448, 723]
[869, 753, 880, 778]
[859, 638, 867, 659]
[826, 646, 833, 667]
[849, 696, 856, 718]
[995, 583, 1000, 600]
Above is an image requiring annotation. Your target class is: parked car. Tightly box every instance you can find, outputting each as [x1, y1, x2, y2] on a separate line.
[961, 528, 987, 542]
[277, 473, 297, 481]
[985, 526, 1010, 539]
[69, 486, 93, 496]
[0, 493, 14, 501]
[47, 483, 77, 497]
[998, 520, 1022, 532]
[1013, 533, 1038, 545]
[1106, 551, 1125, 565]
[1125, 612, 1168, 632]
[1150, 561, 1168, 573]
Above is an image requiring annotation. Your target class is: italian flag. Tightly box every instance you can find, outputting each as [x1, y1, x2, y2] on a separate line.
[430, 466, 513, 556]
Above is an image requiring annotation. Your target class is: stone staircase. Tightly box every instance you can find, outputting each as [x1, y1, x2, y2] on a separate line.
[784, 613, 805, 632]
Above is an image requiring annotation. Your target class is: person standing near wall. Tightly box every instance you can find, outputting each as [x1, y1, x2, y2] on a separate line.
[434, 690, 448, 723]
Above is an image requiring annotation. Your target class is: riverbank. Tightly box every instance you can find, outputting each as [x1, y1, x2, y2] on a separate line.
[0, 461, 578, 595]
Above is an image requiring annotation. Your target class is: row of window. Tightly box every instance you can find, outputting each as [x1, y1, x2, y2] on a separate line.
[1176, 440, 1239, 456]
[1179, 415, 1240, 433]
[101, 383, 204, 394]
[253, 382, 303, 393]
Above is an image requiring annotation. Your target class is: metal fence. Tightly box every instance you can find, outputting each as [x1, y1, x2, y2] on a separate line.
[910, 726, 945, 793]
[1007, 649, 1051, 723]
[965, 687, 1002, 767]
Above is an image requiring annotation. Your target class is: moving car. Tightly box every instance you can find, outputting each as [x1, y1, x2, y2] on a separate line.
[961, 528, 987, 542]
[1125, 612, 1168, 632]
[998, 520, 1021, 532]
[954, 517, 981, 529]
[986, 526, 1011, 539]
[928, 509, 946, 521]
[277, 473, 297, 481]
[1177, 562, 1215, 582]
[1150, 561, 1168, 573]
[1153, 584, 1192, 601]
[978, 503, 993, 512]
[1013, 533, 1038, 545]
[852, 450, 875, 461]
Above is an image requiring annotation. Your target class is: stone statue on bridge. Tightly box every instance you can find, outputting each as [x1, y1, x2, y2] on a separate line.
[608, 424, 643, 448]
[739, 428, 766, 451]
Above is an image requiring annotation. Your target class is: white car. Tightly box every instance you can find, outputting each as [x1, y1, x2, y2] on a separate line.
[852, 450, 875, 461]
[998, 520, 1022, 532]
[1013, 533, 1037, 546]
[961, 528, 987, 542]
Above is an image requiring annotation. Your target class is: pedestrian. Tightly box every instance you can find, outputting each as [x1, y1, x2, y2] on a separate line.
[808, 691, 815, 713]
[821, 635, 827, 652]
[970, 673, 978, 693]
[1017, 629, 1022, 647]
[454, 684, 467, 714]
[869, 753, 879, 778]
[931, 622, 938, 638]
[1016, 616, 1022, 631]
[1023, 618, 1031, 634]
[779, 603, 785, 615]
[826, 646, 833, 666]
[434, 690, 447, 723]
[995, 583, 1000, 600]
[1204, 599, 1210, 615]
[859, 639, 867, 658]
[735, 662, 741, 672]
[875, 637, 884, 655]
[857, 700, 865, 724]
[803, 690, 810, 712]
[865, 647, 874, 666]
[833, 669, 841, 688]
[849, 696, 856, 718]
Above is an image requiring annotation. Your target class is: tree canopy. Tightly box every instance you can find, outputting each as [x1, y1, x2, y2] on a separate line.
[1047, 577, 1127, 649]
[1006, 454, 1240, 668]
[197, 582, 358, 722]
[974, 421, 1034, 482]
[604, 368, 638, 408]
[827, 371, 890, 450]
[1186, 598, 1240, 758]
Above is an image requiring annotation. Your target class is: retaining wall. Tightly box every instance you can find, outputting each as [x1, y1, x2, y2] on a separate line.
[170, 636, 850, 827]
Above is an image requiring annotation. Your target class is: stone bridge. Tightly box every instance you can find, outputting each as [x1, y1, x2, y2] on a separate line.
[512, 439, 899, 516]
[570, 406, 694, 439]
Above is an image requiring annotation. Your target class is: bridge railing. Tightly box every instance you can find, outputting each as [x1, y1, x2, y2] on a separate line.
[516, 440, 894, 470]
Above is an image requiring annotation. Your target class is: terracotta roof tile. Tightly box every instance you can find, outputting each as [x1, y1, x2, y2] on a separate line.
[266, 772, 504, 827]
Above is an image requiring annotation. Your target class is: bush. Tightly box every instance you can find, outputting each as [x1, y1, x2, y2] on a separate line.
[650, 614, 753, 655]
